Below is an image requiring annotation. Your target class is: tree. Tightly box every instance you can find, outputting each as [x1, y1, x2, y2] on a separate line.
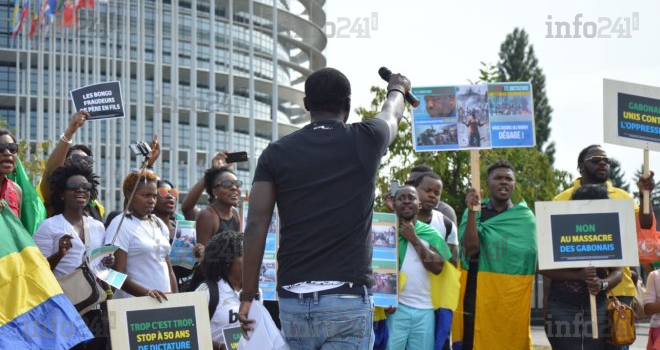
[497, 28, 555, 163]
[608, 158, 629, 192]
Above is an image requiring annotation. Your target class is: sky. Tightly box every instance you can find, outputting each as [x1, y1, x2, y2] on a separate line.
[323, 0, 660, 189]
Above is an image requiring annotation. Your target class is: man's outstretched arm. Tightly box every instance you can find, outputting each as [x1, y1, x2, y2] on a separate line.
[375, 73, 411, 146]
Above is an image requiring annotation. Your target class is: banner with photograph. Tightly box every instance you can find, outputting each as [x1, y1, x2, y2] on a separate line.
[241, 203, 279, 301]
[170, 220, 197, 269]
[412, 82, 535, 151]
[371, 212, 398, 308]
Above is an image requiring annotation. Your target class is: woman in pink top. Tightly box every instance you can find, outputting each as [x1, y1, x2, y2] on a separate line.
[644, 269, 660, 349]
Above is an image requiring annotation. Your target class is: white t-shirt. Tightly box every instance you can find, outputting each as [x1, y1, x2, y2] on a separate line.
[399, 239, 433, 309]
[644, 270, 660, 328]
[429, 210, 459, 246]
[33, 214, 105, 278]
[105, 214, 171, 299]
[196, 280, 242, 345]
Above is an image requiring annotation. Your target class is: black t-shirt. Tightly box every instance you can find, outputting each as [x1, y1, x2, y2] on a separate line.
[253, 118, 390, 288]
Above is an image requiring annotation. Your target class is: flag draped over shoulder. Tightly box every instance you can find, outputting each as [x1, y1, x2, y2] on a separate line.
[0, 200, 93, 349]
[456, 199, 537, 350]
[8, 158, 47, 235]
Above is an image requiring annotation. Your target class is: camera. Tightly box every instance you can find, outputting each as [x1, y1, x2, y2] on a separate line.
[129, 141, 152, 157]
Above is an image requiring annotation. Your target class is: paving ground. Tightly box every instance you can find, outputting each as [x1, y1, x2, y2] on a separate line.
[531, 323, 649, 349]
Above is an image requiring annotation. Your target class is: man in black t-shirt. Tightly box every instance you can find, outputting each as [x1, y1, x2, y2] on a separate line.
[238, 67, 411, 349]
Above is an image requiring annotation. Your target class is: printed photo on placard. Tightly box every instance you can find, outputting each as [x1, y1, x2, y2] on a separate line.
[457, 85, 491, 148]
[371, 212, 398, 308]
[488, 82, 535, 148]
[242, 202, 279, 301]
[412, 82, 535, 151]
[170, 220, 197, 269]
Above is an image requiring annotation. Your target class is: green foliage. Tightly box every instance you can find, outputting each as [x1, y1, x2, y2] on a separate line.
[497, 28, 555, 163]
[0, 117, 49, 184]
[355, 27, 573, 218]
[608, 158, 629, 192]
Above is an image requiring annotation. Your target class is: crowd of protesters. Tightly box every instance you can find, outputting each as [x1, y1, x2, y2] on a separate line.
[2, 66, 659, 350]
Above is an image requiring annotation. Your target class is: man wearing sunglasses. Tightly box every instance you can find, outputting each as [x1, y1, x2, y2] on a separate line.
[239, 68, 411, 349]
[553, 144, 655, 349]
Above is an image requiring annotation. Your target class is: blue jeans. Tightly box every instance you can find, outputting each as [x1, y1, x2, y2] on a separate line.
[279, 286, 374, 350]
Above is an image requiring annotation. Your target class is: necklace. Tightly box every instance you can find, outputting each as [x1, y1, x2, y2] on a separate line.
[137, 216, 164, 263]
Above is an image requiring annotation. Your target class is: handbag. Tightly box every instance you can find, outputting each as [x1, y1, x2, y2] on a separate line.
[631, 279, 648, 321]
[607, 294, 636, 346]
[56, 217, 107, 315]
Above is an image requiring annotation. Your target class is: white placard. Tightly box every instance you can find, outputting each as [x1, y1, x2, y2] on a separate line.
[603, 78, 660, 151]
[107, 291, 213, 350]
[536, 199, 638, 270]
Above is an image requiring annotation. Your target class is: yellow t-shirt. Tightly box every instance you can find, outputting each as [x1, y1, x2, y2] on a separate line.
[554, 178, 638, 297]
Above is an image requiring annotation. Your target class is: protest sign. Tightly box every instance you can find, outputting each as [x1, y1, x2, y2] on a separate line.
[88, 245, 127, 289]
[108, 292, 212, 350]
[371, 212, 398, 308]
[412, 82, 535, 151]
[221, 326, 242, 350]
[536, 199, 638, 270]
[604, 78, 660, 151]
[69, 81, 125, 119]
[603, 79, 660, 213]
[170, 220, 197, 269]
[241, 202, 279, 301]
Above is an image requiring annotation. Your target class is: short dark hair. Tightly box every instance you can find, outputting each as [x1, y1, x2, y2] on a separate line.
[0, 128, 17, 143]
[394, 185, 416, 199]
[407, 171, 441, 188]
[577, 144, 601, 165]
[48, 162, 100, 216]
[66, 144, 93, 158]
[410, 164, 433, 174]
[487, 160, 514, 177]
[157, 179, 175, 189]
[571, 184, 609, 200]
[304, 68, 351, 114]
[202, 231, 243, 285]
[204, 167, 234, 202]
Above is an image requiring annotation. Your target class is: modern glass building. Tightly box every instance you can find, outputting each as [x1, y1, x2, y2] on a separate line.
[0, 0, 327, 212]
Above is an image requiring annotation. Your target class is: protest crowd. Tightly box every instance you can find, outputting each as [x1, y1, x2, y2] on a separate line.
[2, 67, 659, 350]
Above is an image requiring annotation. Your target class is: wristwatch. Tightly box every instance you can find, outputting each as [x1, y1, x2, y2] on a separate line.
[600, 280, 609, 291]
[239, 291, 261, 302]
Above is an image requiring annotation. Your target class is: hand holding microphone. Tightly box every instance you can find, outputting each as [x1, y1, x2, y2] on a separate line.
[378, 67, 419, 107]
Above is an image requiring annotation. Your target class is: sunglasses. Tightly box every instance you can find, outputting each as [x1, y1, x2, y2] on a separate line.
[584, 156, 611, 165]
[69, 154, 94, 164]
[158, 187, 179, 198]
[214, 179, 242, 189]
[0, 143, 18, 154]
[65, 182, 93, 191]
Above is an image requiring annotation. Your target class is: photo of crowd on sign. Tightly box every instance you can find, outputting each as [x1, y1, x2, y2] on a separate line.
[259, 260, 277, 282]
[371, 224, 396, 248]
[372, 271, 397, 295]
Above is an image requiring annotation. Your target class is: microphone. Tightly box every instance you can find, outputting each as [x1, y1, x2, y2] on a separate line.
[378, 67, 420, 107]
